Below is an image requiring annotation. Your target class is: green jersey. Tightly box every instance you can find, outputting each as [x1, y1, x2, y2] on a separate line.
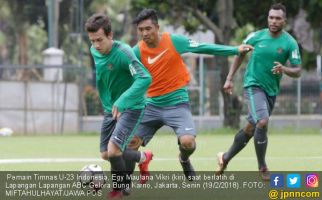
[91, 41, 151, 113]
[133, 33, 239, 107]
[243, 29, 301, 96]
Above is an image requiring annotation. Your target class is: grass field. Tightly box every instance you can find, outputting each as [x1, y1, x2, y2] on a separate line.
[1, 128, 321, 172]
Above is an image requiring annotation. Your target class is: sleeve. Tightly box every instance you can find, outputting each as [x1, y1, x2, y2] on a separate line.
[288, 39, 302, 66]
[170, 34, 238, 56]
[113, 46, 151, 111]
[243, 31, 257, 45]
[132, 45, 141, 60]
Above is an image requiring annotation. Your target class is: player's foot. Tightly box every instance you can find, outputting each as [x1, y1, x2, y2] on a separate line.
[138, 150, 153, 184]
[259, 167, 270, 181]
[179, 154, 196, 181]
[215, 152, 228, 175]
[107, 190, 123, 199]
[122, 187, 131, 196]
[122, 177, 131, 196]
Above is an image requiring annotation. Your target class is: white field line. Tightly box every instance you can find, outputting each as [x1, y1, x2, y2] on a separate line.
[1, 156, 322, 164]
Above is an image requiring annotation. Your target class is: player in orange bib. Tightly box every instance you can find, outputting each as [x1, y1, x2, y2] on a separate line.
[129, 9, 253, 180]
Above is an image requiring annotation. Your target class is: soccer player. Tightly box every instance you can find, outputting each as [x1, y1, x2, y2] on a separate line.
[85, 13, 152, 198]
[129, 8, 253, 180]
[216, 3, 301, 181]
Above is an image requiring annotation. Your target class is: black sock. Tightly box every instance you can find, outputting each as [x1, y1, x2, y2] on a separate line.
[254, 127, 268, 169]
[122, 149, 140, 189]
[123, 160, 134, 190]
[223, 129, 253, 163]
[179, 144, 196, 162]
[123, 148, 141, 162]
[109, 155, 126, 191]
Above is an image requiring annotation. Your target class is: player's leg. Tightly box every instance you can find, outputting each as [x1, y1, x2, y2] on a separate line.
[254, 119, 269, 172]
[215, 121, 255, 175]
[243, 86, 269, 171]
[121, 146, 151, 195]
[104, 144, 150, 195]
[247, 86, 276, 181]
[99, 112, 148, 174]
[224, 122, 255, 162]
[107, 141, 126, 198]
[215, 87, 258, 175]
[123, 143, 153, 186]
[123, 136, 142, 187]
[178, 135, 196, 181]
[250, 88, 269, 169]
[127, 104, 163, 184]
[163, 102, 196, 180]
[107, 109, 145, 197]
[100, 112, 116, 161]
[133, 104, 164, 149]
[99, 113, 124, 198]
[179, 135, 196, 162]
[126, 136, 153, 176]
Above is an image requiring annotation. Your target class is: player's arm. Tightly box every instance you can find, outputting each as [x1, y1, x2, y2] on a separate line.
[271, 62, 301, 78]
[271, 41, 301, 78]
[224, 31, 259, 94]
[171, 34, 252, 56]
[113, 48, 152, 114]
[223, 54, 247, 95]
[132, 45, 141, 60]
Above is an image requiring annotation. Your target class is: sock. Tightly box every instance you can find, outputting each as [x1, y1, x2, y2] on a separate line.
[123, 160, 134, 190]
[253, 127, 268, 169]
[122, 148, 141, 162]
[179, 144, 196, 162]
[109, 156, 126, 191]
[223, 129, 253, 163]
[139, 151, 146, 163]
[122, 149, 141, 188]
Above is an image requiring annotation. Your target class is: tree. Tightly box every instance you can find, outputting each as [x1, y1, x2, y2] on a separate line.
[0, 0, 47, 80]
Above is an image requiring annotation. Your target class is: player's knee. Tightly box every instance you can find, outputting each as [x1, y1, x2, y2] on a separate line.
[101, 151, 109, 161]
[107, 142, 122, 157]
[257, 118, 269, 128]
[127, 135, 143, 150]
[179, 135, 196, 149]
[244, 123, 255, 135]
[107, 149, 122, 158]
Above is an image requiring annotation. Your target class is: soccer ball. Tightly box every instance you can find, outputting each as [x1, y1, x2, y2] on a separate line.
[79, 164, 106, 191]
[0, 127, 13, 136]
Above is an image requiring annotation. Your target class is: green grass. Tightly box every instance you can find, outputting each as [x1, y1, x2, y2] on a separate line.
[0, 128, 321, 171]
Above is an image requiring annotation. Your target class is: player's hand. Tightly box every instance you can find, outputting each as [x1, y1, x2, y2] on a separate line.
[112, 106, 121, 120]
[271, 61, 284, 75]
[223, 79, 233, 95]
[238, 44, 253, 54]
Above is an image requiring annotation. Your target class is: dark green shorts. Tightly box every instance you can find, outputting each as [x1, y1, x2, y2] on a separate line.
[100, 109, 144, 152]
[244, 86, 276, 126]
[135, 102, 195, 146]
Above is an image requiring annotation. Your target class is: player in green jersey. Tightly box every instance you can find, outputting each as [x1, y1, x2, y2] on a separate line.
[85, 13, 152, 198]
[216, 3, 301, 181]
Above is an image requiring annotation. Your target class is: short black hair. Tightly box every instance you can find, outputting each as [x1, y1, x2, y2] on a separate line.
[270, 3, 287, 17]
[85, 13, 112, 36]
[133, 9, 158, 25]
